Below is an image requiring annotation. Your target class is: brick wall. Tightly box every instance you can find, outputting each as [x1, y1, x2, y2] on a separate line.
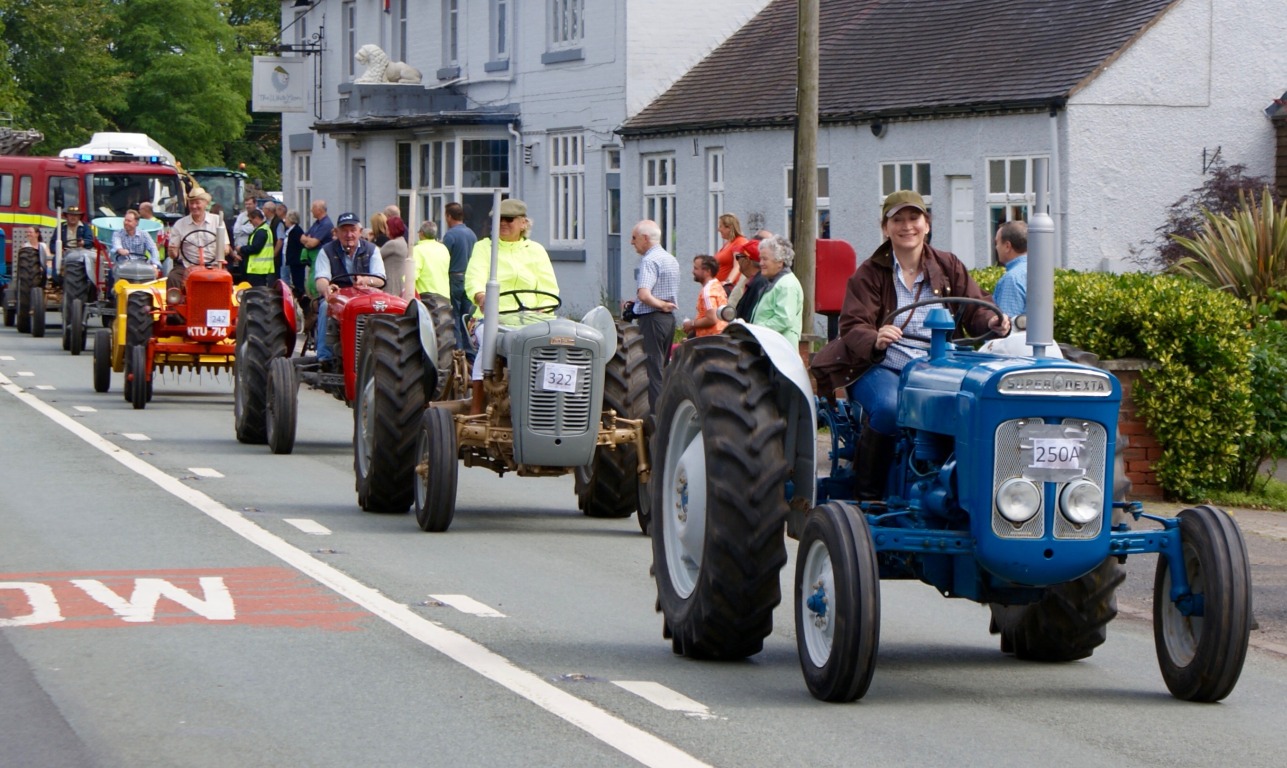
[1100, 360, 1164, 500]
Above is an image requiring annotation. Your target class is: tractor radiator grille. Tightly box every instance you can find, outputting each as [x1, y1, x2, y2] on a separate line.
[992, 418, 1108, 540]
[353, 314, 370, 367]
[526, 346, 593, 436]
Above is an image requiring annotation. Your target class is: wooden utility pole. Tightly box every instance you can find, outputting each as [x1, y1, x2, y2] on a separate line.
[792, 0, 819, 353]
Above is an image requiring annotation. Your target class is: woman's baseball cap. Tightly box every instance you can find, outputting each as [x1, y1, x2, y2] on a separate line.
[882, 190, 927, 219]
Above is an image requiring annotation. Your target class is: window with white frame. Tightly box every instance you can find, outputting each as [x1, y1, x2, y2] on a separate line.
[396, 141, 413, 225]
[342, 1, 357, 79]
[879, 161, 932, 203]
[785, 165, 831, 240]
[707, 149, 724, 254]
[643, 154, 676, 252]
[419, 140, 457, 228]
[550, 0, 584, 50]
[490, 0, 510, 63]
[443, 0, 459, 66]
[549, 132, 584, 246]
[391, 0, 408, 62]
[986, 155, 1049, 259]
[294, 152, 312, 219]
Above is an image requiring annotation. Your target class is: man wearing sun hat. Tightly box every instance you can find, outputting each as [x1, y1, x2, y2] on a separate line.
[167, 186, 232, 291]
[810, 189, 1008, 499]
[50, 206, 94, 254]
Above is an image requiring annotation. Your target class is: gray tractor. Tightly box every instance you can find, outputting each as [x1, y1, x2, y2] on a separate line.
[410, 205, 649, 533]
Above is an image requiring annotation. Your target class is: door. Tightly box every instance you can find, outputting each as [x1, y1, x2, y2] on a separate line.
[949, 177, 975, 267]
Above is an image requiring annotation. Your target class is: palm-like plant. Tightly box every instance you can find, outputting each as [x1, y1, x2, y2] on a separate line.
[1169, 187, 1287, 318]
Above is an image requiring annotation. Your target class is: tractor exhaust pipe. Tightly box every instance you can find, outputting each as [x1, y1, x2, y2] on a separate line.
[480, 189, 502, 375]
[1027, 158, 1055, 358]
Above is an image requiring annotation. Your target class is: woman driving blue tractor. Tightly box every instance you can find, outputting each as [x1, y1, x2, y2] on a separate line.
[811, 190, 1010, 499]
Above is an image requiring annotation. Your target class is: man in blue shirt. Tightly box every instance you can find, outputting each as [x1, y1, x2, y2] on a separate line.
[111, 210, 162, 269]
[627, 219, 679, 410]
[299, 199, 334, 254]
[312, 212, 385, 370]
[992, 220, 1028, 318]
[441, 202, 477, 351]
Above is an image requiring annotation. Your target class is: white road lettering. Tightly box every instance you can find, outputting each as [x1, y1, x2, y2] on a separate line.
[0, 371, 711, 768]
[0, 582, 65, 627]
[612, 681, 715, 719]
[71, 577, 236, 623]
[284, 519, 332, 535]
[429, 594, 507, 618]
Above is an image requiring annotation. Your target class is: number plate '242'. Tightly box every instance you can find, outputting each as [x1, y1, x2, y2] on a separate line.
[1019, 422, 1088, 483]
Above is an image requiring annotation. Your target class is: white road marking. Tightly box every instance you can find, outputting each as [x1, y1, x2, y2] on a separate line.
[0, 355, 14, 360]
[17, 371, 34, 377]
[0, 371, 711, 768]
[74, 406, 97, 413]
[122, 433, 151, 441]
[428, 594, 507, 618]
[284, 519, 332, 535]
[612, 681, 716, 719]
[188, 467, 225, 478]
[35, 385, 55, 390]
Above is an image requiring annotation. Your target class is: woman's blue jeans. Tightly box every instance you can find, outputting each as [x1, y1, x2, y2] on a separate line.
[849, 364, 900, 436]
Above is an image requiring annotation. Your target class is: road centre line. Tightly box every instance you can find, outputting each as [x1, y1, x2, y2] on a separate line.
[74, 406, 96, 413]
[428, 594, 507, 618]
[188, 467, 225, 478]
[0, 371, 710, 768]
[0, 355, 13, 360]
[35, 385, 55, 390]
[122, 433, 151, 441]
[284, 519, 332, 535]
[17, 371, 33, 376]
[612, 681, 715, 720]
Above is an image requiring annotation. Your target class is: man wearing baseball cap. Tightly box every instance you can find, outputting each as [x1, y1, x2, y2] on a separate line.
[811, 189, 1008, 500]
[729, 236, 770, 321]
[313, 211, 387, 369]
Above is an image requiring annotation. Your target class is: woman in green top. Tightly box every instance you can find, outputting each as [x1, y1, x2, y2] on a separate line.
[750, 234, 804, 346]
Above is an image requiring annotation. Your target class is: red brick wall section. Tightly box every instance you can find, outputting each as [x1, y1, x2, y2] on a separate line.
[1107, 364, 1164, 500]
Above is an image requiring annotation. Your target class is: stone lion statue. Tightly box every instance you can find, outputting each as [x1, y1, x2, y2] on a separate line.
[354, 44, 423, 84]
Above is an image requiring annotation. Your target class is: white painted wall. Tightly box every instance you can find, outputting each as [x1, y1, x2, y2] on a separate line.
[1065, 0, 1287, 271]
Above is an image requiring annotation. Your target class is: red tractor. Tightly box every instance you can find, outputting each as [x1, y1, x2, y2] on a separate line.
[234, 280, 455, 513]
[114, 230, 242, 409]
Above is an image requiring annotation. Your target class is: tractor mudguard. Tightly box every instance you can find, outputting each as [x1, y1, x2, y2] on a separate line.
[404, 298, 440, 403]
[580, 305, 618, 357]
[725, 321, 817, 534]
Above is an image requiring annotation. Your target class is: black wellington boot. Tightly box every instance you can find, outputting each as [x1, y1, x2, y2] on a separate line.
[853, 422, 896, 501]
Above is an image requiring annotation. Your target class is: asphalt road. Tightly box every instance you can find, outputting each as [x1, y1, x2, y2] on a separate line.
[3, 322, 1287, 767]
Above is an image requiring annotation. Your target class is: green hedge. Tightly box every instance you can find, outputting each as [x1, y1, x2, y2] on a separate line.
[972, 268, 1253, 499]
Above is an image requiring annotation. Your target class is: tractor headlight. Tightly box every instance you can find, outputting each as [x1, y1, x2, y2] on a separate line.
[996, 478, 1041, 524]
[1059, 479, 1102, 526]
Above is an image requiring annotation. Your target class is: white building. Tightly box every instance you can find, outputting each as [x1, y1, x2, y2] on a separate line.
[277, 0, 771, 312]
[619, 0, 1287, 285]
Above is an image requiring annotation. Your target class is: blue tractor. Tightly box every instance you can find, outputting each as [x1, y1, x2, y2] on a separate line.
[648, 245, 1251, 705]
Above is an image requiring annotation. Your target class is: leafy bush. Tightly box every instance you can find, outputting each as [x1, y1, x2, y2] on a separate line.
[1136, 161, 1280, 271]
[971, 267, 1254, 499]
[1229, 319, 1287, 492]
[1168, 187, 1287, 319]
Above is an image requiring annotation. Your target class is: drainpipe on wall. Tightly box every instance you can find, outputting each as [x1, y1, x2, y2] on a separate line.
[508, 123, 523, 201]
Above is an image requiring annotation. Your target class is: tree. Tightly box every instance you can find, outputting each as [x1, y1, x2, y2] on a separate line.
[1, 0, 126, 153]
[109, 0, 250, 168]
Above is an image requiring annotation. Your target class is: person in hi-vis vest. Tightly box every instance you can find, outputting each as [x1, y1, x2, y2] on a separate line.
[238, 208, 276, 287]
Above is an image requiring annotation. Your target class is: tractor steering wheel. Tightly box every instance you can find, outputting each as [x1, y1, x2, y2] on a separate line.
[883, 296, 1006, 346]
[496, 288, 562, 315]
[179, 229, 222, 268]
[334, 272, 387, 290]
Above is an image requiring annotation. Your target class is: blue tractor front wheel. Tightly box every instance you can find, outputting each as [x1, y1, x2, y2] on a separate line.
[795, 501, 881, 702]
[1153, 505, 1251, 702]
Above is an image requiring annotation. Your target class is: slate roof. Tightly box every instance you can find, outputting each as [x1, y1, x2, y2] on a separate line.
[619, 0, 1179, 137]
